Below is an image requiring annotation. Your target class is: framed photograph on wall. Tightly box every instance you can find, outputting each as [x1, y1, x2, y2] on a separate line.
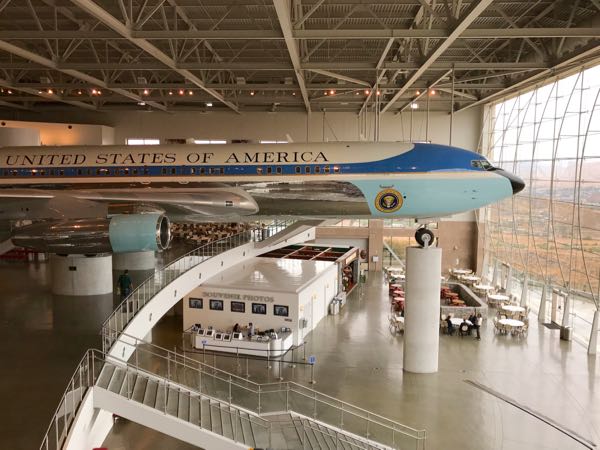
[273, 305, 289, 317]
[209, 299, 224, 311]
[231, 301, 245, 313]
[189, 298, 203, 309]
[252, 303, 267, 315]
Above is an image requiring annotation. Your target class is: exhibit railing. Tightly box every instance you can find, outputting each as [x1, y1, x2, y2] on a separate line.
[103, 330, 427, 449]
[102, 219, 295, 353]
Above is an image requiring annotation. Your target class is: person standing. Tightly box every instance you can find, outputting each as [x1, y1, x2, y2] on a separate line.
[469, 311, 481, 340]
[117, 269, 133, 299]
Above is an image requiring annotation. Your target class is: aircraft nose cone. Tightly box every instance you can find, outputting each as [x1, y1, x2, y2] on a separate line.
[496, 168, 525, 194]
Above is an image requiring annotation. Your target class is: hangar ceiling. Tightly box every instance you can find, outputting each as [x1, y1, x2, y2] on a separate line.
[0, 0, 598, 114]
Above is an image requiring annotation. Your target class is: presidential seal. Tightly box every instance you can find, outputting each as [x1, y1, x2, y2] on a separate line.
[375, 189, 403, 213]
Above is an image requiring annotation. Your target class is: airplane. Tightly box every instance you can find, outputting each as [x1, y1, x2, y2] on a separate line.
[0, 141, 524, 252]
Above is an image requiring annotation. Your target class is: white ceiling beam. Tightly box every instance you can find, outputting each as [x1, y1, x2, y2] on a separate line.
[273, 0, 310, 114]
[0, 41, 169, 111]
[293, 0, 325, 29]
[381, 0, 494, 113]
[456, 44, 600, 113]
[0, 77, 96, 110]
[359, 37, 395, 115]
[0, 99, 31, 110]
[397, 69, 452, 112]
[70, 0, 239, 113]
[0, 28, 597, 40]
[307, 69, 371, 87]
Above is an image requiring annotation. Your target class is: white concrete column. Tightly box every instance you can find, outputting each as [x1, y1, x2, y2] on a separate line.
[491, 259, 499, 287]
[505, 265, 513, 295]
[588, 310, 599, 355]
[561, 294, 572, 328]
[50, 254, 112, 296]
[403, 246, 442, 374]
[520, 275, 529, 307]
[538, 284, 548, 324]
[112, 251, 156, 271]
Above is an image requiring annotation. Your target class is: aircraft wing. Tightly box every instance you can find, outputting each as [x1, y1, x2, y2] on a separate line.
[0, 187, 259, 221]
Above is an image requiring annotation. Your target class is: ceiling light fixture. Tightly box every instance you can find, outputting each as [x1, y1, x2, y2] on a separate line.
[47, 89, 53, 94]
[430, 89, 436, 95]
[168, 90, 173, 95]
[416, 90, 420, 95]
[364, 89, 370, 95]
[188, 90, 193, 96]
[179, 89, 184, 95]
[206, 102, 213, 107]
[410, 102, 419, 109]
[329, 89, 335, 95]
[250, 91, 255, 96]
[143, 89, 149, 95]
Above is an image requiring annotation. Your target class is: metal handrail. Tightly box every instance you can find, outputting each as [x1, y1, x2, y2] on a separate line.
[102, 220, 295, 351]
[39, 350, 95, 450]
[106, 329, 426, 442]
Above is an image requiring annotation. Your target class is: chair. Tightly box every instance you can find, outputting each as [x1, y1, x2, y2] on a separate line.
[459, 323, 470, 337]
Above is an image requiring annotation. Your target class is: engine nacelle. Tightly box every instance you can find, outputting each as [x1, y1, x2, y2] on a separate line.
[11, 213, 170, 254]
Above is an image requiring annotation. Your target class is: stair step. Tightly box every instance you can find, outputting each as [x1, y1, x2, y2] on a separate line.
[166, 387, 179, 416]
[189, 396, 201, 427]
[118, 372, 136, 398]
[200, 398, 212, 430]
[220, 406, 234, 440]
[96, 364, 116, 390]
[318, 423, 338, 449]
[301, 419, 321, 449]
[279, 421, 304, 449]
[107, 367, 126, 394]
[209, 401, 223, 436]
[239, 412, 256, 448]
[292, 419, 307, 448]
[177, 391, 190, 422]
[154, 383, 167, 412]
[250, 414, 269, 450]
[230, 408, 244, 444]
[131, 376, 148, 403]
[142, 380, 158, 407]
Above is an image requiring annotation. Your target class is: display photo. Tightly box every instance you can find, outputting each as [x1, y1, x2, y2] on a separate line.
[252, 303, 267, 315]
[273, 305, 289, 317]
[189, 298, 203, 309]
[209, 299, 224, 311]
[230, 301, 245, 313]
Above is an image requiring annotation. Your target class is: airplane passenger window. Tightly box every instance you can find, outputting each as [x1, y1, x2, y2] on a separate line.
[324, 166, 330, 173]
[144, 168, 149, 175]
[315, 166, 321, 173]
[40, 170, 45, 176]
[295, 167, 301, 174]
[132, 169, 138, 175]
[200, 168, 205, 175]
[60, 170, 64, 176]
[171, 168, 176, 175]
[257, 167, 263, 174]
[305, 166, 310, 173]
[161, 168, 167, 175]
[333, 166, 340, 173]
[86, 169, 91, 176]
[276, 167, 282, 174]
[124, 168, 129, 175]
[219, 167, 224, 174]
[77, 169, 82, 175]
[267, 167, 272, 174]
[190, 168, 195, 174]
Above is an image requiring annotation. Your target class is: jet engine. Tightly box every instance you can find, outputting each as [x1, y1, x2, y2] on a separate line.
[11, 213, 171, 254]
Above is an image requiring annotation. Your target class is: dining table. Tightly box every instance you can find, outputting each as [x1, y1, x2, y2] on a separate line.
[488, 293, 510, 305]
[452, 269, 472, 275]
[499, 318, 524, 328]
[450, 318, 473, 327]
[473, 284, 494, 291]
[502, 305, 525, 314]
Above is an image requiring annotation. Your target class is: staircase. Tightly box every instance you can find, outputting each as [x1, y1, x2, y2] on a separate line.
[41, 221, 427, 450]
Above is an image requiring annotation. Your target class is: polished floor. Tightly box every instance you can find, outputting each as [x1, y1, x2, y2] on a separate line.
[1, 258, 599, 450]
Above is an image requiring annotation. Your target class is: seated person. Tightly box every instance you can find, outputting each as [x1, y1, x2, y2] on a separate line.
[233, 323, 241, 333]
[459, 318, 470, 336]
[248, 322, 255, 337]
[445, 314, 454, 335]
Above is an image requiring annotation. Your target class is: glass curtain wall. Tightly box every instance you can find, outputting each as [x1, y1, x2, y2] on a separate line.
[481, 64, 600, 348]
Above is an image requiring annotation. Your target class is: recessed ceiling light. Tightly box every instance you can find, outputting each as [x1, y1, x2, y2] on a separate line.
[168, 90, 173, 95]
[188, 90, 193, 95]
[206, 102, 213, 107]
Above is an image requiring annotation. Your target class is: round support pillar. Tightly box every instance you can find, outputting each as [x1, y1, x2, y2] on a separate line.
[50, 254, 113, 296]
[112, 251, 156, 271]
[403, 246, 442, 373]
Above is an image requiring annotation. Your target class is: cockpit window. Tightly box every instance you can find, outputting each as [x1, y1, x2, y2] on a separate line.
[471, 159, 493, 170]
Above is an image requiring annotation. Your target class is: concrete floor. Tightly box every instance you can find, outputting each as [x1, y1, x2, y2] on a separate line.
[1, 257, 599, 450]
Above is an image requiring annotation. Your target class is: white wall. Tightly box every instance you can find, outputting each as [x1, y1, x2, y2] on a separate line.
[0, 126, 40, 146]
[298, 264, 338, 342]
[0, 120, 115, 145]
[183, 287, 298, 336]
[87, 108, 481, 150]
